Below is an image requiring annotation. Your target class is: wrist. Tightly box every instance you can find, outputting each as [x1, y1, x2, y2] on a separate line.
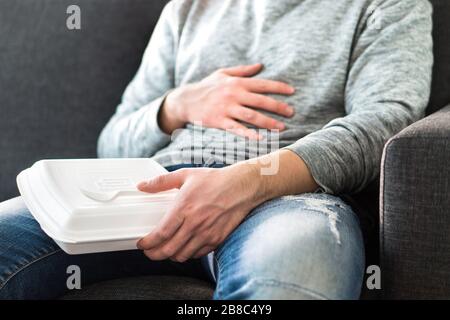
[166, 89, 187, 123]
[228, 160, 272, 205]
[158, 89, 186, 134]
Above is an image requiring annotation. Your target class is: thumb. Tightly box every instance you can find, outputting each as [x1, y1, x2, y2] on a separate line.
[221, 63, 263, 77]
[137, 171, 185, 193]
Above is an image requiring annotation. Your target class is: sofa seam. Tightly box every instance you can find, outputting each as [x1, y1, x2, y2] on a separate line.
[388, 136, 450, 142]
[379, 137, 393, 295]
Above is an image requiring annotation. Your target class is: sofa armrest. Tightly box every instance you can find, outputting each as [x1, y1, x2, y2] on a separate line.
[380, 104, 450, 299]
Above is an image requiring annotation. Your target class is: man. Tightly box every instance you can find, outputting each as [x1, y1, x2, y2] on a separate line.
[0, 0, 432, 299]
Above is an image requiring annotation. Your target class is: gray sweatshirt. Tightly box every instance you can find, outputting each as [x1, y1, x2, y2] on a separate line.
[98, 0, 433, 195]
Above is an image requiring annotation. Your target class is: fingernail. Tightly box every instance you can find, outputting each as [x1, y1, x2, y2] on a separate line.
[137, 182, 147, 189]
[276, 122, 285, 130]
[287, 107, 295, 116]
[289, 87, 296, 94]
[136, 239, 144, 250]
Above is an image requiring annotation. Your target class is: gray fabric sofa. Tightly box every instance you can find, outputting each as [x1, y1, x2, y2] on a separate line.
[0, 0, 448, 299]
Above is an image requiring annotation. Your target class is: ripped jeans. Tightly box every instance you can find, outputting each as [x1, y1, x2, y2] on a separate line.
[0, 164, 365, 299]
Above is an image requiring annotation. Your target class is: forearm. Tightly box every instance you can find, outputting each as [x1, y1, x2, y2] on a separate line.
[232, 149, 319, 204]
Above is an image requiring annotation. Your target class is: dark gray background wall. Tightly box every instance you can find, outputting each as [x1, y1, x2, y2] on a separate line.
[0, 0, 168, 201]
[428, 0, 450, 114]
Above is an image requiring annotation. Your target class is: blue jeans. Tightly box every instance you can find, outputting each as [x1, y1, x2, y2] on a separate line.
[0, 164, 365, 299]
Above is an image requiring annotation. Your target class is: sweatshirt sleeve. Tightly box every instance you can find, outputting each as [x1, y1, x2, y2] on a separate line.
[97, 2, 177, 158]
[285, 0, 433, 194]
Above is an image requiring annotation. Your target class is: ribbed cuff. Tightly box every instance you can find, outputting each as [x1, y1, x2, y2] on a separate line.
[283, 137, 338, 195]
[143, 93, 172, 149]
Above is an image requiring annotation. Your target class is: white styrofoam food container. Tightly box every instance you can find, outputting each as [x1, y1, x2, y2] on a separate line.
[17, 158, 178, 254]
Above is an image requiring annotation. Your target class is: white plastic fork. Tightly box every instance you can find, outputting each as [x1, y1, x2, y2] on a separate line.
[81, 189, 147, 202]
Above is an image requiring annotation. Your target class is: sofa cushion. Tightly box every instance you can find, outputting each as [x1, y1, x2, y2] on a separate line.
[61, 276, 214, 300]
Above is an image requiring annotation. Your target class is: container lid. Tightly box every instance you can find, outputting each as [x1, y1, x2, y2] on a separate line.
[17, 158, 178, 244]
